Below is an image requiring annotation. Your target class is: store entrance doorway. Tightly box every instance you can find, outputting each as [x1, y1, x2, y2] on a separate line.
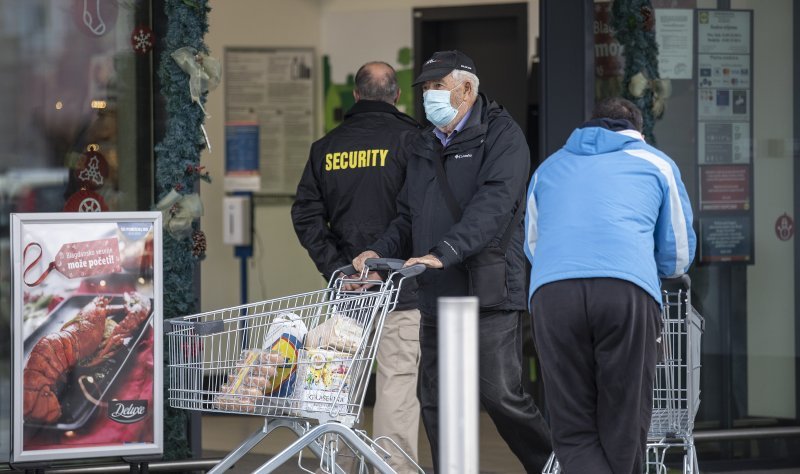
[412, 3, 529, 134]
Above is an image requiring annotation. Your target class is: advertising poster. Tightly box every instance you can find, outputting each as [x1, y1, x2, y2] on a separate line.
[697, 87, 750, 121]
[697, 53, 750, 89]
[697, 122, 750, 164]
[11, 213, 163, 463]
[699, 165, 750, 211]
[697, 10, 751, 55]
[224, 121, 261, 192]
[699, 216, 752, 263]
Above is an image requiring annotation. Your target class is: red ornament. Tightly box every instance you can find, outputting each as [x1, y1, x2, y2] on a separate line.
[776, 213, 794, 241]
[64, 189, 108, 212]
[641, 6, 655, 32]
[131, 25, 155, 55]
[74, 148, 109, 189]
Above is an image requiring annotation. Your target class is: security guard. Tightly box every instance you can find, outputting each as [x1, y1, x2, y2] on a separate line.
[291, 61, 421, 474]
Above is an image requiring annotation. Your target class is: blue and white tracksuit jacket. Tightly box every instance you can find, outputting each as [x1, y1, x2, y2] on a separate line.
[525, 126, 697, 305]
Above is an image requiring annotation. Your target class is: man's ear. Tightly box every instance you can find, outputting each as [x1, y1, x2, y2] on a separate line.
[394, 88, 401, 106]
[461, 80, 472, 100]
[353, 90, 360, 102]
[467, 81, 477, 98]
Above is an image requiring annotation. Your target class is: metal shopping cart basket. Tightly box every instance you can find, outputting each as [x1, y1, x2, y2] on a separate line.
[165, 258, 424, 474]
[646, 275, 704, 474]
[542, 276, 704, 474]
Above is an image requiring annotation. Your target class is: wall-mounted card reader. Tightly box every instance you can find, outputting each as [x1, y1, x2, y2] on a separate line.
[223, 195, 252, 246]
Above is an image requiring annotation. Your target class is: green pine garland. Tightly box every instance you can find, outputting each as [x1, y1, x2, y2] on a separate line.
[154, 0, 210, 461]
[611, 0, 660, 143]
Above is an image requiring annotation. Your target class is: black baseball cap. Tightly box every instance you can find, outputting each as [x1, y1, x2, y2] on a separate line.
[412, 50, 477, 86]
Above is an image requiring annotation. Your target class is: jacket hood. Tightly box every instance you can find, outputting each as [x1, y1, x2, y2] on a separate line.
[564, 126, 643, 156]
[483, 94, 506, 121]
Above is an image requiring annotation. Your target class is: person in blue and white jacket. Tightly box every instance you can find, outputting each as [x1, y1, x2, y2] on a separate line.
[525, 97, 696, 474]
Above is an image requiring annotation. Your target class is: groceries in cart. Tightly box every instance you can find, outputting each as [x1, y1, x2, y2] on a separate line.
[294, 348, 354, 415]
[214, 349, 285, 412]
[212, 309, 368, 414]
[213, 313, 308, 412]
[305, 312, 363, 352]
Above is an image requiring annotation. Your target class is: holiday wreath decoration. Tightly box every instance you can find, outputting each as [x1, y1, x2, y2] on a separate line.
[153, 0, 212, 460]
[611, 0, 670, 144]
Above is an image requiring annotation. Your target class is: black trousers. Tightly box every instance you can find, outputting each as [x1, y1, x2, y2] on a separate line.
[419, 309, 552, 473]
[531, 278, 660, 474]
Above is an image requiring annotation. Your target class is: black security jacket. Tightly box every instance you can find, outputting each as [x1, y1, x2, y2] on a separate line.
[291, 100, 420, 309]
[369, 94, 530, 314]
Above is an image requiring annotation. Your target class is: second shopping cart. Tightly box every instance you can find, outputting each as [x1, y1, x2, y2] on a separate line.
[542, 275, 704, 474]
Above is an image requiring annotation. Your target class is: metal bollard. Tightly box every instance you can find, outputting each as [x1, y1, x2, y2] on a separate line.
[438, 297, 479, 474]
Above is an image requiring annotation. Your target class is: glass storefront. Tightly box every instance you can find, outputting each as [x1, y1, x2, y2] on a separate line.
[0, 0, 796, 469]
[0, 0, 154, 463]
[596, 0, 797, 466]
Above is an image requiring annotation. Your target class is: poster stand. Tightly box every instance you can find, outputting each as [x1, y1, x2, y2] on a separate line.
[10, 212, 164, 464]
[123, 454, 159, 473]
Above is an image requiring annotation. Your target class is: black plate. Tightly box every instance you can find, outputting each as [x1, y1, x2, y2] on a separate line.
[22, 294, 153, 431]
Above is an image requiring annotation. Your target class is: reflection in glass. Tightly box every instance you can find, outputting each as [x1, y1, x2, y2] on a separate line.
[0, 0, 153, 462]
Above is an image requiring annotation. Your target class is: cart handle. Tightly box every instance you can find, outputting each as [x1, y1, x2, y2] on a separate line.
[164, 318, 225, 336]
[335, 258, 426, 280]
[365, 258, 425, 278]
[660, 274, 691, 291]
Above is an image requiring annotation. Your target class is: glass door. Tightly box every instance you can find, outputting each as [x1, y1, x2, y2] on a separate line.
[594, 0, 797, 466]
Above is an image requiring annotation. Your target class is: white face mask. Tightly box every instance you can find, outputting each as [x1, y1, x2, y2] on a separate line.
[422, 82, 465, 128]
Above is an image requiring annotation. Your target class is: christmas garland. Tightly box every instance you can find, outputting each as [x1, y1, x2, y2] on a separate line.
[611, 0, 664, 144]
[154, 0, 210, 461]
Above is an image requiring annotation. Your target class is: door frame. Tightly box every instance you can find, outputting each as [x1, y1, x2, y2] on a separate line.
[794, 0, 800, 423]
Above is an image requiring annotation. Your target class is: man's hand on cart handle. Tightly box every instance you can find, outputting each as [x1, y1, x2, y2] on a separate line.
[404, 254, 443, 269]
[346, 251, 384, 291]
[353, 250, 380, 273]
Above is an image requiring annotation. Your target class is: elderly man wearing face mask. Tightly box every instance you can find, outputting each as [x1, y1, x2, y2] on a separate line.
[353, 50, 551, 473]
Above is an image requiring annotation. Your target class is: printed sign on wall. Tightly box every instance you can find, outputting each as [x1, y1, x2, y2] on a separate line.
[225, 47, 315, 195]
[696, 9, 754, 265]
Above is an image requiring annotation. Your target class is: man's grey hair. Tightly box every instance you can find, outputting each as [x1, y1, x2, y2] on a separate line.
[354, 61, 398, 104]
[451, 69, 480, 97]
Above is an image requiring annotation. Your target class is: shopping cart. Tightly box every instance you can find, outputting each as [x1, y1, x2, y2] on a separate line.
[164, 258, 424, 474]
[541, 275, 704, 474]
[645, 275, 704, 474]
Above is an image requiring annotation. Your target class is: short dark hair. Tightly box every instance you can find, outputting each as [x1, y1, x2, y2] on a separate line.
[354, 62, 398, 104]
[591, 97, 644, 132]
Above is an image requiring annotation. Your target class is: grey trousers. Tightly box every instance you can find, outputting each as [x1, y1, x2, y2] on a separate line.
[532, 278, 661, 474]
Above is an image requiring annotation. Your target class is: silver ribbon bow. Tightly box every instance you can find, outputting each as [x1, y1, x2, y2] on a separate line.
[628, 72, 672, 118]
[172, 47, 222, 150]
[155, 189, 204, 240]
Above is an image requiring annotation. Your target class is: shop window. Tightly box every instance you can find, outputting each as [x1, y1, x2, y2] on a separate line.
[594, 0, 798, 467]
[0, 0, 155, 462]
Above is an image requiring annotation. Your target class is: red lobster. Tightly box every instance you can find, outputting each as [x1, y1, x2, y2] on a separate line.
[23, 292, 151, 424]
[84, 292, 151, 367]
